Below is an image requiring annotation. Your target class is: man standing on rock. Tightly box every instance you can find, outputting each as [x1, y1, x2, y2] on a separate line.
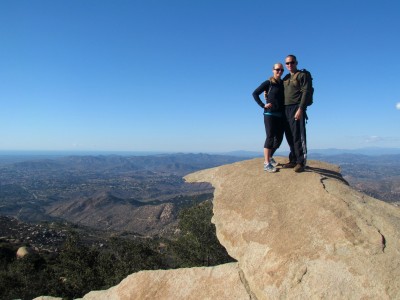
[281, 54, 312, 173]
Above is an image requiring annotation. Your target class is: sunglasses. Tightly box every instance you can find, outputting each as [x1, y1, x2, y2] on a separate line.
[285, 61, 296, 65]
[274, 69, 284, 72]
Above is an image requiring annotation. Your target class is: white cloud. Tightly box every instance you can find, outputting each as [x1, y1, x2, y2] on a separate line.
[396, 102, 400, 110]
[365, 136, 383, 143]
[362, 135, 400, 145]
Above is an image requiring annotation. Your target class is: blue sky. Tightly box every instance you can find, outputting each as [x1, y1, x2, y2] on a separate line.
[1, 0, 399, 153]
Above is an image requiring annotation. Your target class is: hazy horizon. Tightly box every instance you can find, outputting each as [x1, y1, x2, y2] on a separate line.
[1, 146, 400, 157]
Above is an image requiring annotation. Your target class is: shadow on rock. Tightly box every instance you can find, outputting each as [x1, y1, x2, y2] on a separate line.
[306, 166, 349, 185]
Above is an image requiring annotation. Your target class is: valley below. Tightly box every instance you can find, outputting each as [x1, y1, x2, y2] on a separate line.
[0, 152, 399, 247]
[0, 153, 246, 238]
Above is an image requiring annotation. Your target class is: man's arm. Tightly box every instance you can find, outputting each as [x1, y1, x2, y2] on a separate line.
[299, 72, 312, 110]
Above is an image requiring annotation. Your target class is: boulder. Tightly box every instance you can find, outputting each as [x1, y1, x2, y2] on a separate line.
[16, 246, 33, 258]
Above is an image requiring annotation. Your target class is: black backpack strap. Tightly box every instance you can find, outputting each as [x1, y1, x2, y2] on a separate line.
[266, 81, 272, 100]
[263, 80, 271, 101]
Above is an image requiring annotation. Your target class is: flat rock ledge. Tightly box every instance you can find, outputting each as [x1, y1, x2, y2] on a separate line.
[36, 158, 400, 300]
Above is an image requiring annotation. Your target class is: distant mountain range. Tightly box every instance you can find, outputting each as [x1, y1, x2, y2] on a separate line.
[220, 147, 400, 157]
[2, 147, 400, 158]
[0, 152, 398, 238]
[308, 147, 400, 156]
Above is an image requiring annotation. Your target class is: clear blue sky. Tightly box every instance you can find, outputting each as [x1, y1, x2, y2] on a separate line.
[1, 0, 399, 153]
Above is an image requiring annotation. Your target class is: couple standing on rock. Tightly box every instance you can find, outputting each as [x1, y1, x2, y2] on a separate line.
[252, 54, 312, 173]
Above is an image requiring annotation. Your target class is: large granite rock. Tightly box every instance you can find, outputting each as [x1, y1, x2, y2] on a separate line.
[39, 158, 400, 299]
[81, 263, 248, 300]
[185, 158, 400, 299]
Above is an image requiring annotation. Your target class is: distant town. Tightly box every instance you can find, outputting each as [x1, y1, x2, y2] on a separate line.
[0, 152, 399, 249]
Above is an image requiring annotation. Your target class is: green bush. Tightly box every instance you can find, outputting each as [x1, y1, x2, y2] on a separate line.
[171, 200, 235, 267]
[95, 237, 165, 288]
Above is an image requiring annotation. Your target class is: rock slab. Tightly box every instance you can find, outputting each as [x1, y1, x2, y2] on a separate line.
[81, 263, 248, 300]
[185, 158, 400, 299]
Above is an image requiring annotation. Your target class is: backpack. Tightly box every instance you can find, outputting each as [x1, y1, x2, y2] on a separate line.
[292, 69, 314, 106]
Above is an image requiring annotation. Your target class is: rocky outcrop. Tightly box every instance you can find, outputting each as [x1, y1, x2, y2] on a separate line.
[185, 158, 400, 299]
[82, 263, 248, 300]
[39, 158, 400, 299]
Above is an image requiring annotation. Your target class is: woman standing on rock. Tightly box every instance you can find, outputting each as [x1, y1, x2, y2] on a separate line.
[252, 63, 285, 173]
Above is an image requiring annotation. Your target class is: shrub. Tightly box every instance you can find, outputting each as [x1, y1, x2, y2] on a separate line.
[171, 200, 235, 267]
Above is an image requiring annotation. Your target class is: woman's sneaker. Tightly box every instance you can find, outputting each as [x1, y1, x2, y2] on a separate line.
[264, 162, 277, 173]
[270, 157, 278, 167]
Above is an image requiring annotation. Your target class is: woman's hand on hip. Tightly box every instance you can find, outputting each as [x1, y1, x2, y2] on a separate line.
[264, 103, 272, 109]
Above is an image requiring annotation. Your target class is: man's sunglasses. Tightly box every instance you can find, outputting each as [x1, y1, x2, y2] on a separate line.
[274, 69, 284, 72]
[285, 61, 296, 65]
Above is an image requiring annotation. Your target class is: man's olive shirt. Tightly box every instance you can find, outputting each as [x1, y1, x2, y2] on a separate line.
[283, 71, 312, 109]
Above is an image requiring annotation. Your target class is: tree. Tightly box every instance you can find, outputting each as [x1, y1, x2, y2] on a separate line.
[95, 237, 164, 287]
[0, 251, 50, 300]
[54, 232, 100, 298]
[172, 200, 235, 267]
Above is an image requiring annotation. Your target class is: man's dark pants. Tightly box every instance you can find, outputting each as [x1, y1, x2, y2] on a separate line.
[284, 105, 307, 165]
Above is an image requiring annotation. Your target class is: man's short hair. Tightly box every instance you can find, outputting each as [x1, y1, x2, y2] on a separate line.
[286, 54, 297, 62]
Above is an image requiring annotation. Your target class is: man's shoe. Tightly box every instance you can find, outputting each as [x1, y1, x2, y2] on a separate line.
[264, 163, 277, 173]
[282, 162, 296, 168]
[294, 163, 305, 173]
[270, 157, 278, 167]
